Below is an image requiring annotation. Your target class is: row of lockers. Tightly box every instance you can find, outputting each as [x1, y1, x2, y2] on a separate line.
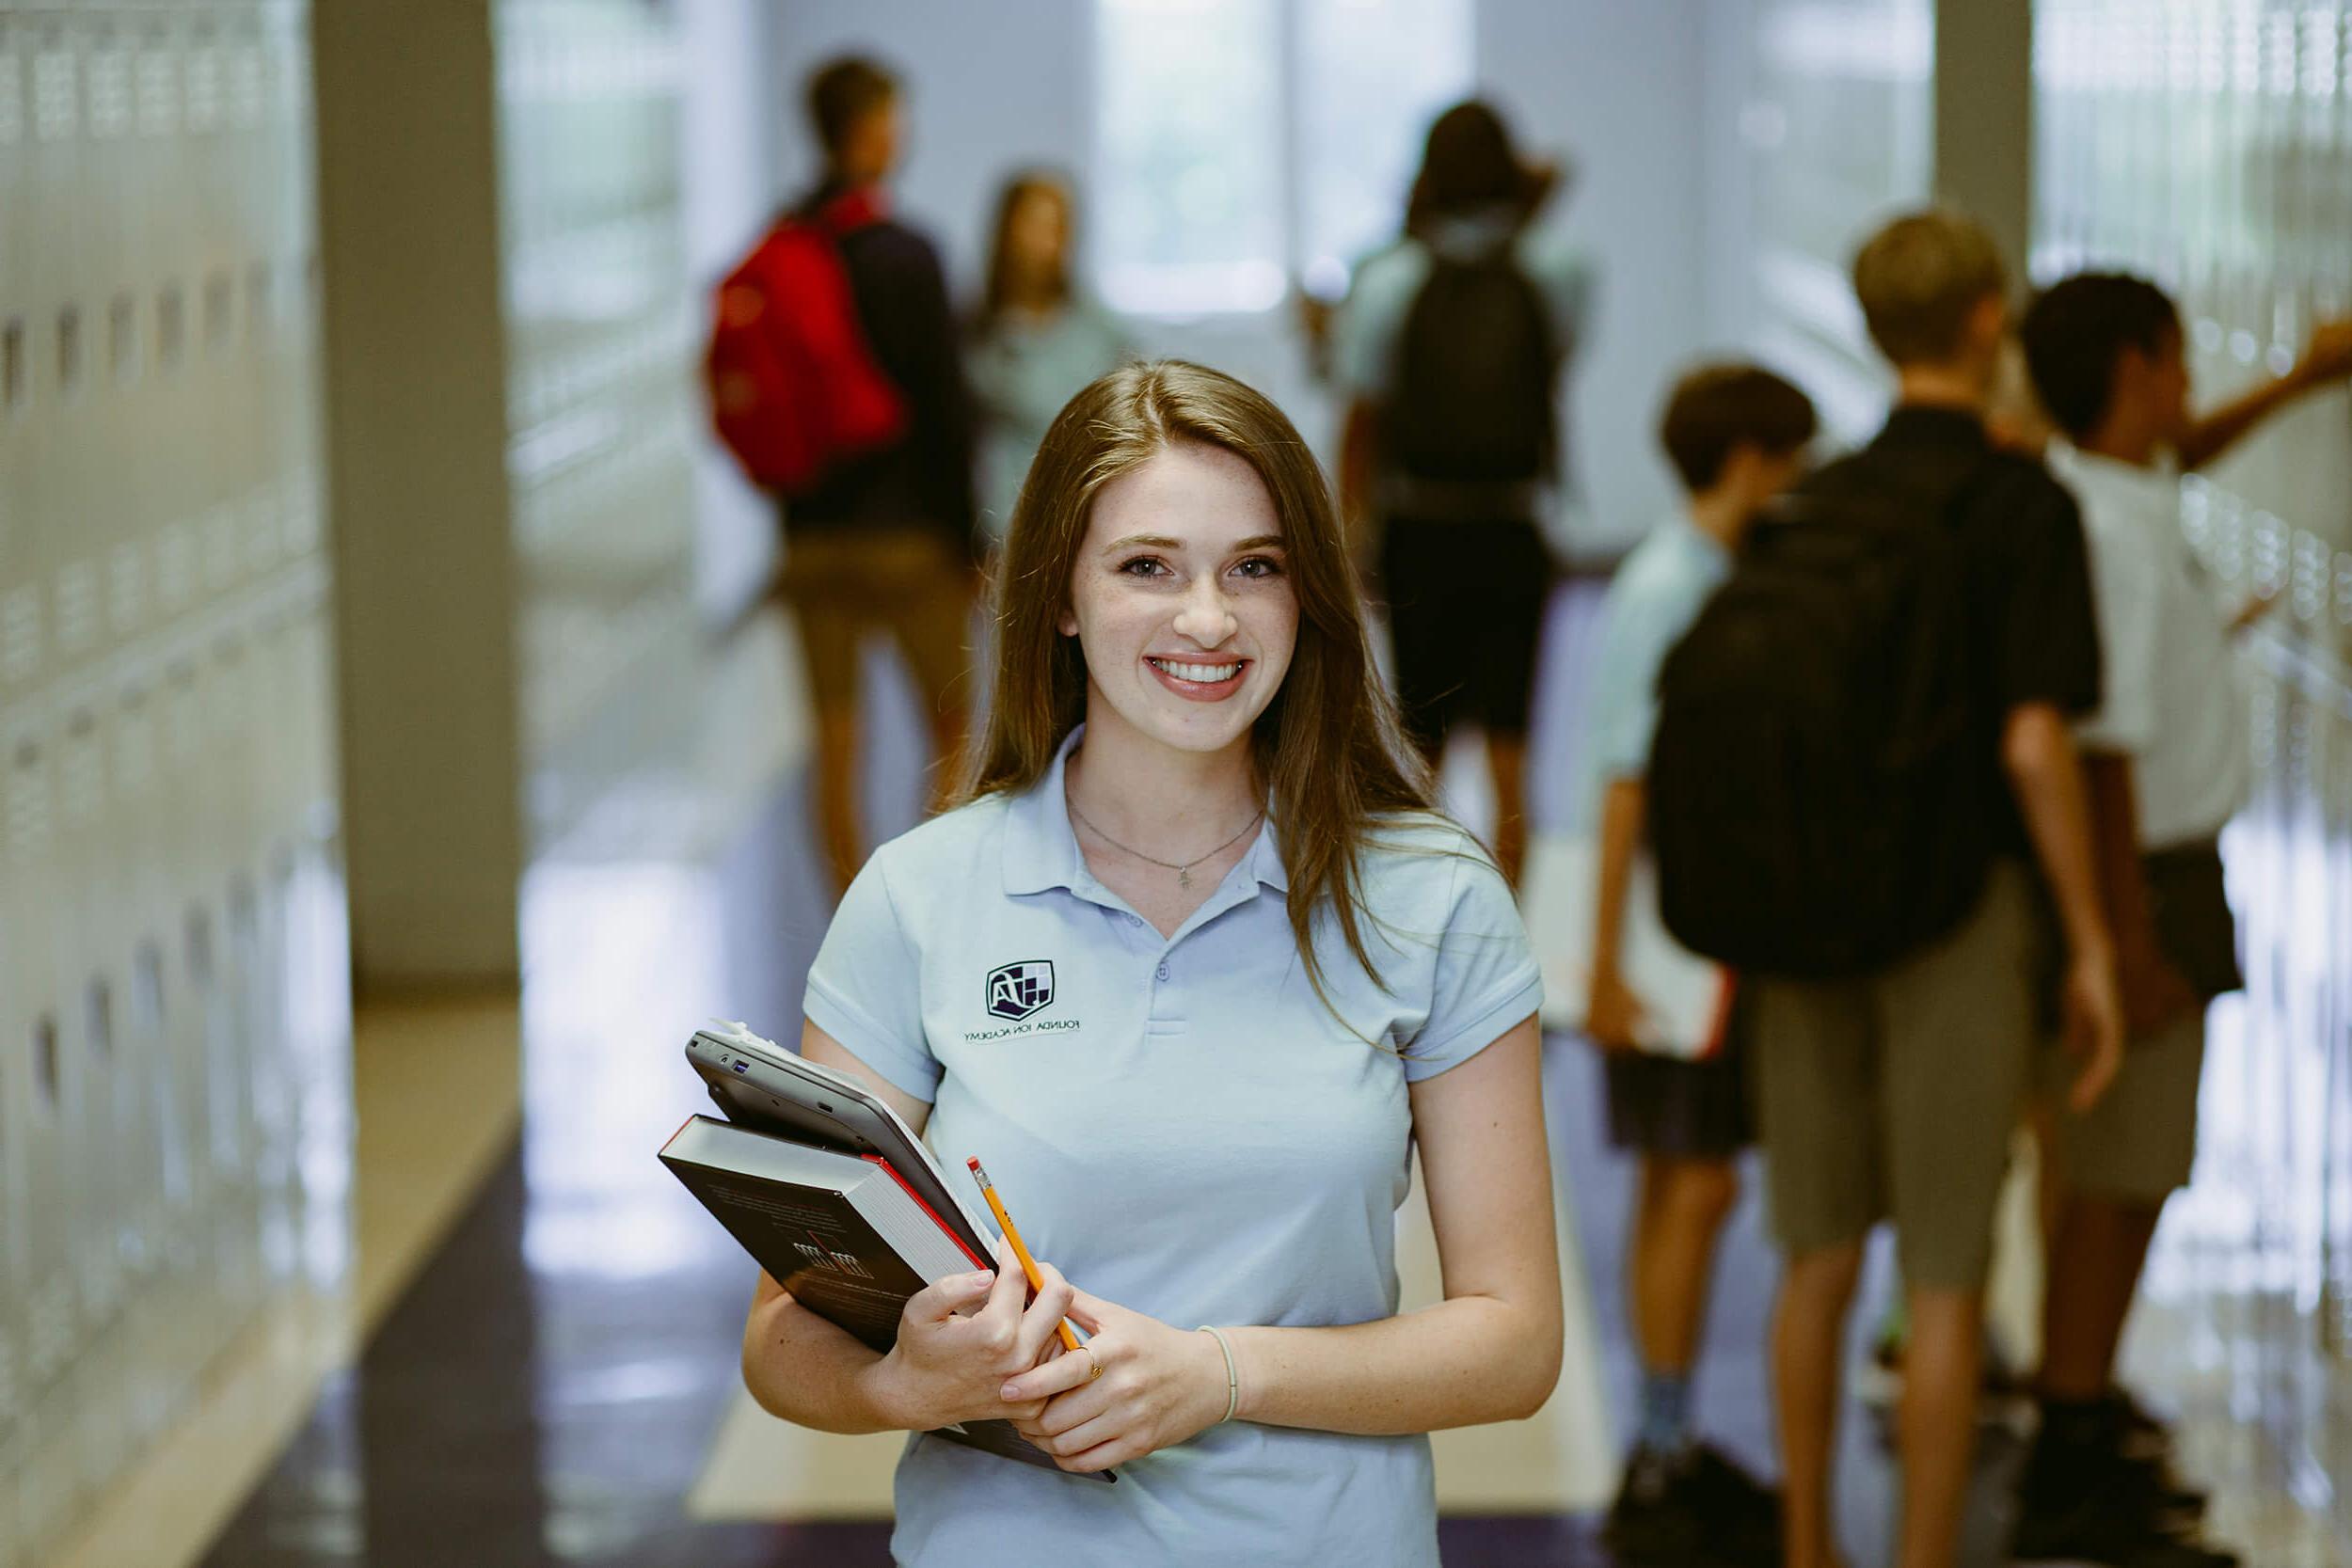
[0, 577, 347, 1568]
[2037, 1, 2352, 1536]
[2, 9, 324, 707]
[2037, 0, 2352, 637]
[495, 0, 701, 857]
[0, 6, 342, 1563]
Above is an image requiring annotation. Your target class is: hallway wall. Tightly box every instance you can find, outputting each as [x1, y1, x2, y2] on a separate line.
[0, 7, 352, 1563]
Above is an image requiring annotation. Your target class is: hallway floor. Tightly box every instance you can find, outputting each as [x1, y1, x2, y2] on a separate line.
[58, 592, 2347, 1567]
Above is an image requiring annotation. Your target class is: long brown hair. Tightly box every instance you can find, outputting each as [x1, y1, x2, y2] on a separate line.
[977, 171, 1073, 332]
[961, 360, 1447, 1007]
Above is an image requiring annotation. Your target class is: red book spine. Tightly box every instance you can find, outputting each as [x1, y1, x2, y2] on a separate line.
[864, 1153, 988, 1271]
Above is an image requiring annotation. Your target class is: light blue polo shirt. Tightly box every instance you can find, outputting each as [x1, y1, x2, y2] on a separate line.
[1565, 510, 1731, 833]
[802, 726, 1542, 1568]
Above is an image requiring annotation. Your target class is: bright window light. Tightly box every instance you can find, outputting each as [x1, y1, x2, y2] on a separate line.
[1094, 0, 1476, 316]
[1095, 0, 1287, 316]
[1296, 0, 1477, 290]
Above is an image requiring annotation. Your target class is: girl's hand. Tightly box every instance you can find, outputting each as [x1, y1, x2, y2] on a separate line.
[863, 1234, 1075, 1432]
[1000, 1289, 1232, 1472]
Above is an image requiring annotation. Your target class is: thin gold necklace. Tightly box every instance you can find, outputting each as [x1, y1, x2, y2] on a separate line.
[1066, 798, 1264, 889]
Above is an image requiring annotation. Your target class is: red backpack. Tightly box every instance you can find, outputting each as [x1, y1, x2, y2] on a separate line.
[705, 188, 907, 494]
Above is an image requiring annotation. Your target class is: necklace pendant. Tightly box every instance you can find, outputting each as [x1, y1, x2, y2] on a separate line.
[1178, 867, 1193, 888]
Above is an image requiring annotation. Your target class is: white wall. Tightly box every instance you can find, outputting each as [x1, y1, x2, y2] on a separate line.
[681, 0, 786, 622]
[769, 0, 1092, 298]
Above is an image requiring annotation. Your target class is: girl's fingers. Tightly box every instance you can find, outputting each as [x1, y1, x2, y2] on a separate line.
[1062, 1288, 1114, 1336]
[1011, 1260, 1076, 1366]
[999, 1342, 1098, 1406]
[1035, 1404, 1120, 1459]
[974, 1236, 1029, 1338]
[904, 1268, 996, 1326]
[1055, 1436, 1130, 1474]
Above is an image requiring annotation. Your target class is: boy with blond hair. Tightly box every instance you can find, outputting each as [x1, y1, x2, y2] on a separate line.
[1680, 212, 2123, 1568]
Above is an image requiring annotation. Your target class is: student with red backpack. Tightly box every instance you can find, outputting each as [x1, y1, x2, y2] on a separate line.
[1649, 211, 2126, 1568]
[709, 55, 978, 895]
[1331, 101, 1590, 888]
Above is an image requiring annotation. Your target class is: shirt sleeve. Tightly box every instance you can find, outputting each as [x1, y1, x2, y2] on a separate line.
[1330, 245, 1422, 404]
[1975, 466, 2104, 718]
[2071, 506, 2164, 755]
[800, 852, 944, 1101]
[1584, 577, 1684, 784]
[1404, 850, 1545, 1082]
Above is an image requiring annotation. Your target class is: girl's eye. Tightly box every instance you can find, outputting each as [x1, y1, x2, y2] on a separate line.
[1118, 557, 1170, 578]
[1232, 557, 1282, 579]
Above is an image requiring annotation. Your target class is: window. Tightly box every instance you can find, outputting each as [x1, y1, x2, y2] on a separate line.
[1094, 0, 1475, 315]
[1295, 0, 1476, 293]
[1094, 0, 1286, 315]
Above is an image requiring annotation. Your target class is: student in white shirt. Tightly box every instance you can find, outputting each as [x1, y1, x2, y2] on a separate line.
[2015, 274, 2352, 1566]
[739, 360, 1562, 1568]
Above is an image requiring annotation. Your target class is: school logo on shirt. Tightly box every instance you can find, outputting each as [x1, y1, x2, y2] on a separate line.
[985, 960, 1056, 1022]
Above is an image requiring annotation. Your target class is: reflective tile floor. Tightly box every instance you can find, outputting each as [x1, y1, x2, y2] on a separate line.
[157, 589, 2348, 1566]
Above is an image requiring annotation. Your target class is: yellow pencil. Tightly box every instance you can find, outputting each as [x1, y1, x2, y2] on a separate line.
[967, 1157, 1083, 1354]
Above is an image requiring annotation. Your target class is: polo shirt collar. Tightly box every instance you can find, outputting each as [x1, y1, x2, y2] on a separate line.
[998, 724, 1290, 896]
[1000, 727, 1089, 895]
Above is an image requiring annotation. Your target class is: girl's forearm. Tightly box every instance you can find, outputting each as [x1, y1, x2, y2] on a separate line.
[1223, 1291, 1563, 1437]
[740, 1288, 906, 1435]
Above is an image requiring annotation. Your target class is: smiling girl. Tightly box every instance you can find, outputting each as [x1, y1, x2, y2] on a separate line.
[739, 360, 1562, 1566]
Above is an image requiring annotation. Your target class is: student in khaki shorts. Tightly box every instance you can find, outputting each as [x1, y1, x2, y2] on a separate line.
[782, 57, 980, 894]
[2011, 274, 2352, 1568]
[1748, 213, 2125, 1568]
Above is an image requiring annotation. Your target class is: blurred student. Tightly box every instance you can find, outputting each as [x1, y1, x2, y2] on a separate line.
[1332, 100, 1592, 885]
[967, 171, 1132, 544]
[1574, 365, 1815, 1566]
[2013, 276, 2352, 1568]
[1647, 211, 2123, 1568]
[785, 56, 978, 894]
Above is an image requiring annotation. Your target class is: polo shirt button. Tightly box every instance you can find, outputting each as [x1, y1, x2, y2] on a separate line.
[1156, 961, 1170, 981]
[1127, 912, 1143, 927]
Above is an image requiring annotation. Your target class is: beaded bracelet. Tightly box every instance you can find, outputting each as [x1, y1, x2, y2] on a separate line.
[1197, 1324, 1239, 1424]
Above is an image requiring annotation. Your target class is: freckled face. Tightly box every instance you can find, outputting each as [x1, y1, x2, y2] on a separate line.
[1059, 441, 1299, 759]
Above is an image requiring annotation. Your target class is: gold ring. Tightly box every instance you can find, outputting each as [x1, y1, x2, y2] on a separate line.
[1084, 1347, 1103, 1382]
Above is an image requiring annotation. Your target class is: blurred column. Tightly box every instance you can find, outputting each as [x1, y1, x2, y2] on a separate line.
[1932, 0, 2033, 280]
[313, 1, 522, 989]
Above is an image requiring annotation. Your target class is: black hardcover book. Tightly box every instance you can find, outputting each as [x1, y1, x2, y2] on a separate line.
[660, 1115, 1108, 1481]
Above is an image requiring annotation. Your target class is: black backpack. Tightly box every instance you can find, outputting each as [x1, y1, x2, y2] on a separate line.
[1647, 437, 1998, 977]
[1383, 239, 1556, 484]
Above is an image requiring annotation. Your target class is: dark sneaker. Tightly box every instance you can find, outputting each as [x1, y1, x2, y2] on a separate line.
[2035, 1395, 2207, 1514]
[2016, 1431, 2221, 1564]
[1604, 1444, 1782, 1567]
[2107, 1387, 2185, 1467]
[1682, 1443, 1783, 1561]
[2011, 1492, 2238, 1568]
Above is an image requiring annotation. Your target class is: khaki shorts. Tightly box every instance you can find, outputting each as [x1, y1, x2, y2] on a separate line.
[1750, 860, 2042, 1291]
[777, 527, 975, 721]
[2043, 1004, 2205, 1202]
